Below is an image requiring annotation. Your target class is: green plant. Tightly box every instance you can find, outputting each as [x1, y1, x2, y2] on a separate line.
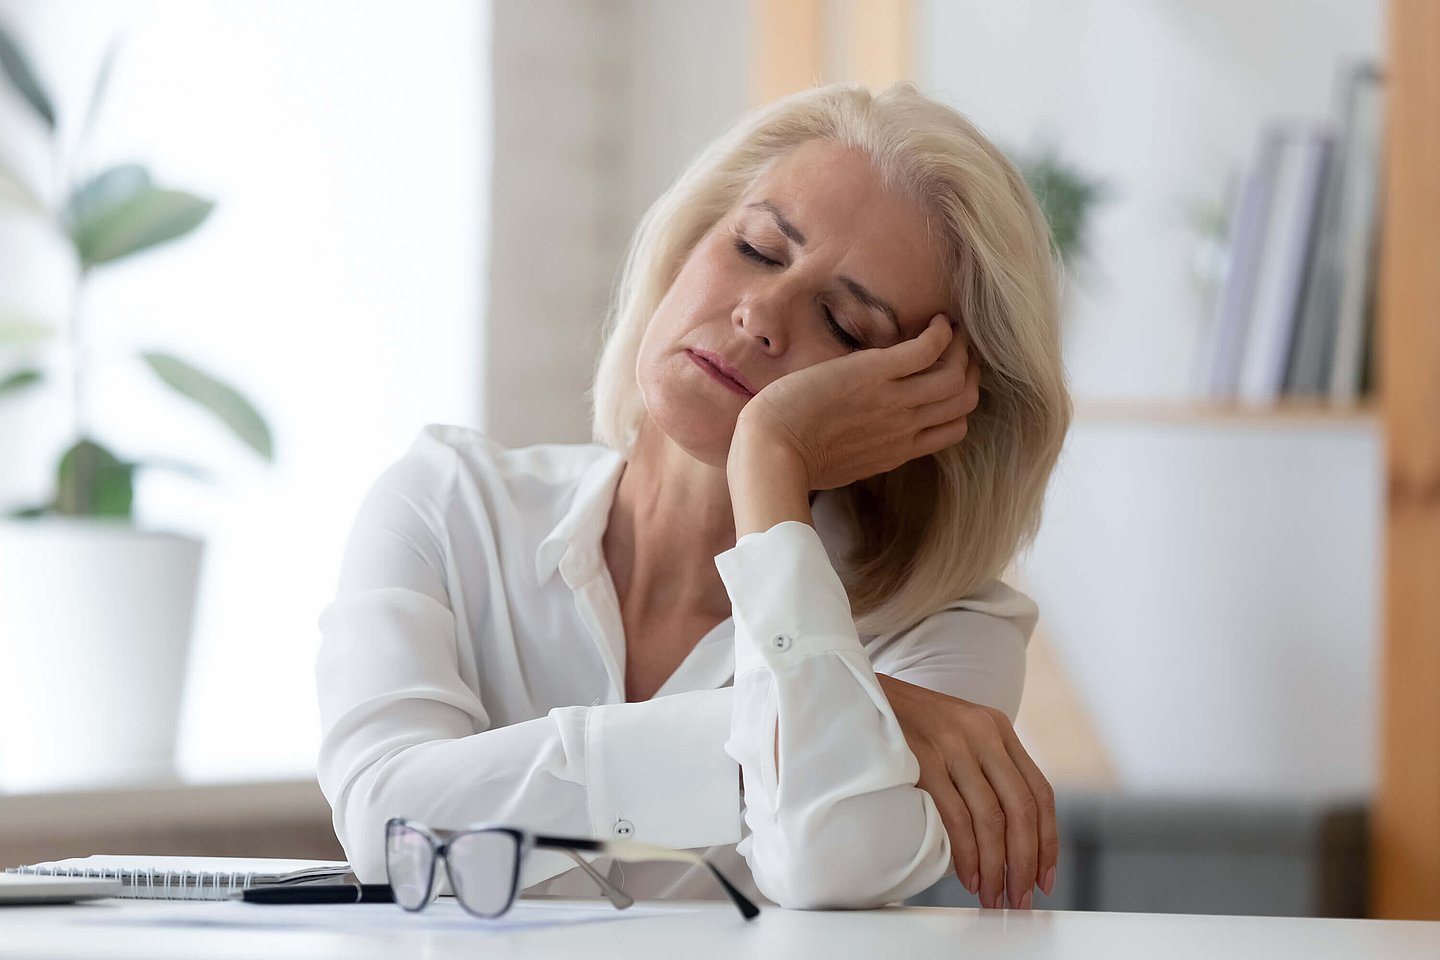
[1008, 138, 1113, 276]
[0, 23, 272, 520]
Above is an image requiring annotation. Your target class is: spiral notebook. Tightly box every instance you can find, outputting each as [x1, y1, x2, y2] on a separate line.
[4, 855, 352, 901]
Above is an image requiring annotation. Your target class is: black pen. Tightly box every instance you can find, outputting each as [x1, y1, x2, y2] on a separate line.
[240, 883, 395, 904]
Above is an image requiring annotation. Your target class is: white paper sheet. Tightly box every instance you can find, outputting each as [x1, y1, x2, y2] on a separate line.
[78, 897, 706, 934]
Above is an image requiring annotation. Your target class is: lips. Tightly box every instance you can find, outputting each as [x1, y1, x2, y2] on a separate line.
[686, 349, 756, 397]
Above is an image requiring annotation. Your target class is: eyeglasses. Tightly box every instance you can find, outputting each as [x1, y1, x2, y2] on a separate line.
[384, 817, 760, 921]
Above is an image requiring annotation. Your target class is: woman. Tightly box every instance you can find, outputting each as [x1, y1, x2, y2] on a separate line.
[316, 82, 1071, 912]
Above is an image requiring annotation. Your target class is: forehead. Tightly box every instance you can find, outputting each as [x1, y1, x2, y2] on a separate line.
[736, 140, 947, 336]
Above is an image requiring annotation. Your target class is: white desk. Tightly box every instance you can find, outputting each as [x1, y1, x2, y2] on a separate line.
[1, 898, 1438, 960]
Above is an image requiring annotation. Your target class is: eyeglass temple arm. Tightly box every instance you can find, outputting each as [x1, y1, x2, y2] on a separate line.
[556, 848, 634, 909]
[599, 837, 760, 920]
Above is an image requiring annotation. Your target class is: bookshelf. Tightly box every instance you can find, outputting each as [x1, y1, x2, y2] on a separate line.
[1073, 398, 1379, 426]
[1372, 0, 1440, 923]
[753, 0, 1439, 921]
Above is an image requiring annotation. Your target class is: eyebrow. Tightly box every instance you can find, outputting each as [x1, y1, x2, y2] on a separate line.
[746, 200, 806, 245]
[841, 277, 900, 338]
[745, 200, 903, 338]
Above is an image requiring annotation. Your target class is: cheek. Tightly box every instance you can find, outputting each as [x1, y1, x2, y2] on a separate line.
[660, 244, 738, 329]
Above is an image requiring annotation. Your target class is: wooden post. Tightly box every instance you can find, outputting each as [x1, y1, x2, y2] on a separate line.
[750, 0, 824, 106]
[844, 0, 912, 92]
[750, 0, 910, 106]
[1373, 0, 1440, 921]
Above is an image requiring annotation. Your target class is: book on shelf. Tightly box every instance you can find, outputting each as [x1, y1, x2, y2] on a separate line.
[1286, 60, 1386, 402]
[1207, 59, 1385, 407]
[1205, 125, 1283, 399]
[1325, 63, 1385, 405]
[1237, 124, 1330, 404]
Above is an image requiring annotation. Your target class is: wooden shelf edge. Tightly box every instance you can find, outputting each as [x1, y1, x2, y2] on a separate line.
[1073, 398, 1381, 425]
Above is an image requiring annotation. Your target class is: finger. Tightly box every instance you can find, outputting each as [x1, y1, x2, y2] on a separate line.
[911, 352, 981, 448]
[925, 779, 980, 898]
[913, 388, 978, 430]
[977, 732, 1041, 909]
[999, 724, 1059, 898]
[913, 413, 970, 455]
[951, 758, 1007, 909]
[898, 353, 969, 408]
[934, 319, 971, 368]
[900, 332, 976, 404]
[880, 314, 951, 378]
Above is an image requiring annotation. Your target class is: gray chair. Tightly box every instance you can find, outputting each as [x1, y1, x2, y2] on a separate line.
[905, 789, 1369, 918]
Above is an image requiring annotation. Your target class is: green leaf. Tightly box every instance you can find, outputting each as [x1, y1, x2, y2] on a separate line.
[0, 367, 43, 396]
[142, 352, 274, 461]
[67, 162, 150, 227]
[55, 438, 134, 518]
[0, 313, 54, 346]
[0, 22, 56, 130]
[71, 186, 214, 267]
[76, 36, 120, 164]
[7, 503, 50, 518]
[1013, 143, 1113, 268]
[0, 155, 44, 214]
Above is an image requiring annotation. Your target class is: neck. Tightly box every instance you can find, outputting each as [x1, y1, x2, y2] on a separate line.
[603, 421, 736, 621]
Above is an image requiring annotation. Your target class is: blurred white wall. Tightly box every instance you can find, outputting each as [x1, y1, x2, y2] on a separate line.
[0, 0, 487, 781]
[920, 0, 1384, 796]
[0, 0, 1385, 799]
[484, 0, 748, 445]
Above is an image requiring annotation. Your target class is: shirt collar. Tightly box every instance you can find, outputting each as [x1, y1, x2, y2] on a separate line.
[532, 447, 856, 590]
[533, 447, 626, 588]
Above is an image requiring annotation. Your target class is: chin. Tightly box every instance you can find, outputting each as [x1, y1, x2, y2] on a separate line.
[639, 375, 739, 469]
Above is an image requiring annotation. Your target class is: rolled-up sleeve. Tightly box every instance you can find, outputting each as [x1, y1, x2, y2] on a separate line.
[715, 520, 1028, 910]
[316, 438, 741, 888]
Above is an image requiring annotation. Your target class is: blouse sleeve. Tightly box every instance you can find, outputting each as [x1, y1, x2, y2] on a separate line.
[714, 520, 1031, 910]
[315, 436, 741, 889]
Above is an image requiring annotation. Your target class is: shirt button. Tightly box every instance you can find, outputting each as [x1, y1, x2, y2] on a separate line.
[771, 634, 792, 652]
[613, 820, 634, 838]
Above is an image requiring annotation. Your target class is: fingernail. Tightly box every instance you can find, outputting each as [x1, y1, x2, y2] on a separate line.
[968, 873, 980, 896]
[1021, 889, 1033, 910]
[1043, 866, 1055, 896]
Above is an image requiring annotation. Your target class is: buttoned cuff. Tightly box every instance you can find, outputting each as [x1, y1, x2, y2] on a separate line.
[714, 520, 865, 677]
[585, 687, 741, 848]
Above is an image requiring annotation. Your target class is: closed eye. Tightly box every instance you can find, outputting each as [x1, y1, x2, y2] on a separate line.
[731, 238, 864, 352]
[733, 239, 778, 266]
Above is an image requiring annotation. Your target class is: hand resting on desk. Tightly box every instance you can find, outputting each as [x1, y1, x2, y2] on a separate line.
[875, 672, 1058, 911]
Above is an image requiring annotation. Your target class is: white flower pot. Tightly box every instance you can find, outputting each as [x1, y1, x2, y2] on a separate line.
[0, 518, 203, 793]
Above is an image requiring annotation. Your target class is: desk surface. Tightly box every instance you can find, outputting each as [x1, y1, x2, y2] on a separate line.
[1, 898, 1438, 960]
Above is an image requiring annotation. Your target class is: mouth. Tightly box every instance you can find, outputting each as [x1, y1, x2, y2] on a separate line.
[685, 349, 755, 398]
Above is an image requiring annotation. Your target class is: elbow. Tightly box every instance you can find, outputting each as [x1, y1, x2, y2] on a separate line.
[750, 845, 930, 911]
[325, 776, 393, 884]
[318, 741, 412, 885]
[744, 793, 949, 910]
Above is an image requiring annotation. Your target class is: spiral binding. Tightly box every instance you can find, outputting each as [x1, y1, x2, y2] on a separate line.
[10, 863, 258, 900]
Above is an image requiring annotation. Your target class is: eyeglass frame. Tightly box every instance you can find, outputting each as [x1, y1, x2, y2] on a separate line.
[383, 817, 760, 921]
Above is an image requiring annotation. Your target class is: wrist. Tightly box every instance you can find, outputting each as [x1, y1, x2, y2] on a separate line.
[727, 420, 812, 539]
[727, 418, 808, 486]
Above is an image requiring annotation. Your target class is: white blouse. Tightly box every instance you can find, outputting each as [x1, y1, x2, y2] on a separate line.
[315, 424, 1038, 910]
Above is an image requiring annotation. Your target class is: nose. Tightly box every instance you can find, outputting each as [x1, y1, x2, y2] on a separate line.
[732, 292, 787, 353]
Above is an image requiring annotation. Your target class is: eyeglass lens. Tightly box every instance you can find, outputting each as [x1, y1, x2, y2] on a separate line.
[446, 831, 521, 916]
[386, 822, 437, 910]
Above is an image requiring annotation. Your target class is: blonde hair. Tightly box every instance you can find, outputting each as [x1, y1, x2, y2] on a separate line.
[591, 82, 1072, 636]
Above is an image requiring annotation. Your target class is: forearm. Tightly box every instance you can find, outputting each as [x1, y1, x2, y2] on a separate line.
[317, 591, 741, 884]
[727, 424, 812, 772]
[727, 425, 813, 539]
[715, 521, 953, 908]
